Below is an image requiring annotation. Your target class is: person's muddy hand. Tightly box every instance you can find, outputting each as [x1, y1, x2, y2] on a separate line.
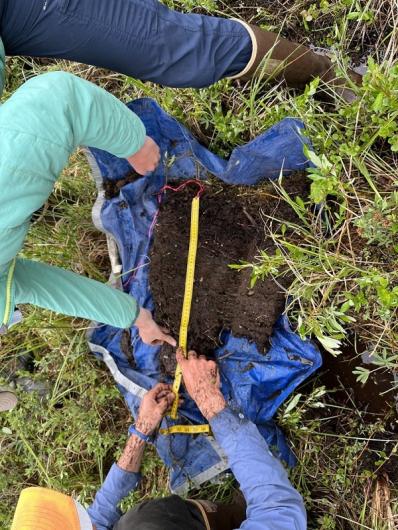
[136, 383, 175, 435]
[127, 136, 160, 175]
[135, 307, 176, 347]
[176, 348, 226, 420]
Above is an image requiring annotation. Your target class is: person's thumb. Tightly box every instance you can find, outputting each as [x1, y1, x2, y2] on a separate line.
[162, 332, 177, 348]
[165, 392, 175, 407]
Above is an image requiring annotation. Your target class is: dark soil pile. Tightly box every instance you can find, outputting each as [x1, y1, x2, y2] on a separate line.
[149, 172, 309, 375]
[103, 169, 143, 200]
[320, 340, 396, 415]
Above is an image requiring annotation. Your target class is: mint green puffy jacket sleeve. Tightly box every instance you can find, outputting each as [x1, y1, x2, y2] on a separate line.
[14, 259, 139, 328]
[0, 72, 146, 329]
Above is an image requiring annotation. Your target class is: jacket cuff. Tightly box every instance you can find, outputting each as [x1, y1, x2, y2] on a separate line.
[130, 304, 140, 327]
[209, 407, 246, 439]
[112, 463, 142, 493]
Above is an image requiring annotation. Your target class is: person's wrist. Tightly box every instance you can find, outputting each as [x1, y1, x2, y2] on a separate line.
[134, 307, 152, 333]
[196, 390, 226, 421]
[130, 303, 141, 327]
[127, 433, 147, 449]
[126, 136, 147, 160]
[134, 307, 145, 328]
[135, 418, 155, 436]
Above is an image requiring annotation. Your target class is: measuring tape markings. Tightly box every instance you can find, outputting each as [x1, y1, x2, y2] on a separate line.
[163, 187, 210, 436]
[160, 424, 211, 436]
[170, 196, 200, 420]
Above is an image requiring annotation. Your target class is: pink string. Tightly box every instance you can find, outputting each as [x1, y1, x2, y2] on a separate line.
[124, 180, 205, 286]
[158, 179, 205, 198]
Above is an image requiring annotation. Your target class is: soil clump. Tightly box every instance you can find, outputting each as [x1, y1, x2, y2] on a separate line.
[149, 172, 309, 375]
[103, 169, 143, 200]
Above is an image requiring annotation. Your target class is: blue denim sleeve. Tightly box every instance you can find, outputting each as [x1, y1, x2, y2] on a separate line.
[209, 409, 307, 530]
[87, 463, 141, 530]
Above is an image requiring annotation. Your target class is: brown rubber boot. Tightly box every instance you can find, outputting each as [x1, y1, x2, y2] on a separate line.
[230, 20, 362, 101]
[188, 493, 247, 530]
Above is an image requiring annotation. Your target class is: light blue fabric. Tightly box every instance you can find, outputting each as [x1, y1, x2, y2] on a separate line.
[211, 409, 307, 530]
[88, 463, 141, 530]
[88, 98, 322, 493]
[88, 409, 306, 530]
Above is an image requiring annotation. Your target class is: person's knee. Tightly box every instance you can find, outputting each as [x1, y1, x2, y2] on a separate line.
[25, 70, 77, 91]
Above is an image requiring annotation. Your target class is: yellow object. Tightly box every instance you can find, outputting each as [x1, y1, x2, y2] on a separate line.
[11, 487, 80, 530]
[170, 196, 200, 420]
[160, 424, 211, 436]
[2, 258, 16, 326]
[166, 195, 210, 436]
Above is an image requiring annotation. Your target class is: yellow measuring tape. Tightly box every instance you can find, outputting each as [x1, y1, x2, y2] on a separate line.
[2, 259, 16, 326]
[170, 196, 199, 419]
[160, 424, 211, 436]
[163, 194, 210, 436]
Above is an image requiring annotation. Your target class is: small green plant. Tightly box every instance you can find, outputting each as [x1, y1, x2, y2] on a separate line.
[353, 348, 398, 385]
[304, 146, 347, 204]
[355, 193, 398, 248]
[229, 249, 286, 287]
[163, 0, 217, 12]
[279, 386, 327, 430]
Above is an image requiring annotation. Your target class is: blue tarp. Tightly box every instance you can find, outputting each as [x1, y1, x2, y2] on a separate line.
[87, 98, 322, 493]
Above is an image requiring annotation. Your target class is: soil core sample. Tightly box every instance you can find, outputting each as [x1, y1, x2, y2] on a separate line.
[149, 172, 309, 375]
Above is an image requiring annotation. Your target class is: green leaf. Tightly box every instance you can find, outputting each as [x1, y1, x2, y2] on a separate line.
[317, 335, 342, 355]
[303, 145, 322, 168]
[372, 93, 384, 112]
[295, 196, 305, 210]
[284, 393, 302, 415]
[346, 11, 362, 20]
[1, 427, 12, 435]
[353, 366, 371, 385]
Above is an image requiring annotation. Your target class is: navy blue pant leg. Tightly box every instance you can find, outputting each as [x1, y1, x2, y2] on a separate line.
[0, 0, 252, 88]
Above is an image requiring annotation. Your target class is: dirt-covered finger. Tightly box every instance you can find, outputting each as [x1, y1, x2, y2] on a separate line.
[152, 383, 172, 398]
[158, 393, 175, 411]
[207, 360, 218, 370]
[176, 349, 187, 365]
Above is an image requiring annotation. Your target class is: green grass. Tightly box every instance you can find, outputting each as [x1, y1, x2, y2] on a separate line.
[1, 0, 397, 528]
